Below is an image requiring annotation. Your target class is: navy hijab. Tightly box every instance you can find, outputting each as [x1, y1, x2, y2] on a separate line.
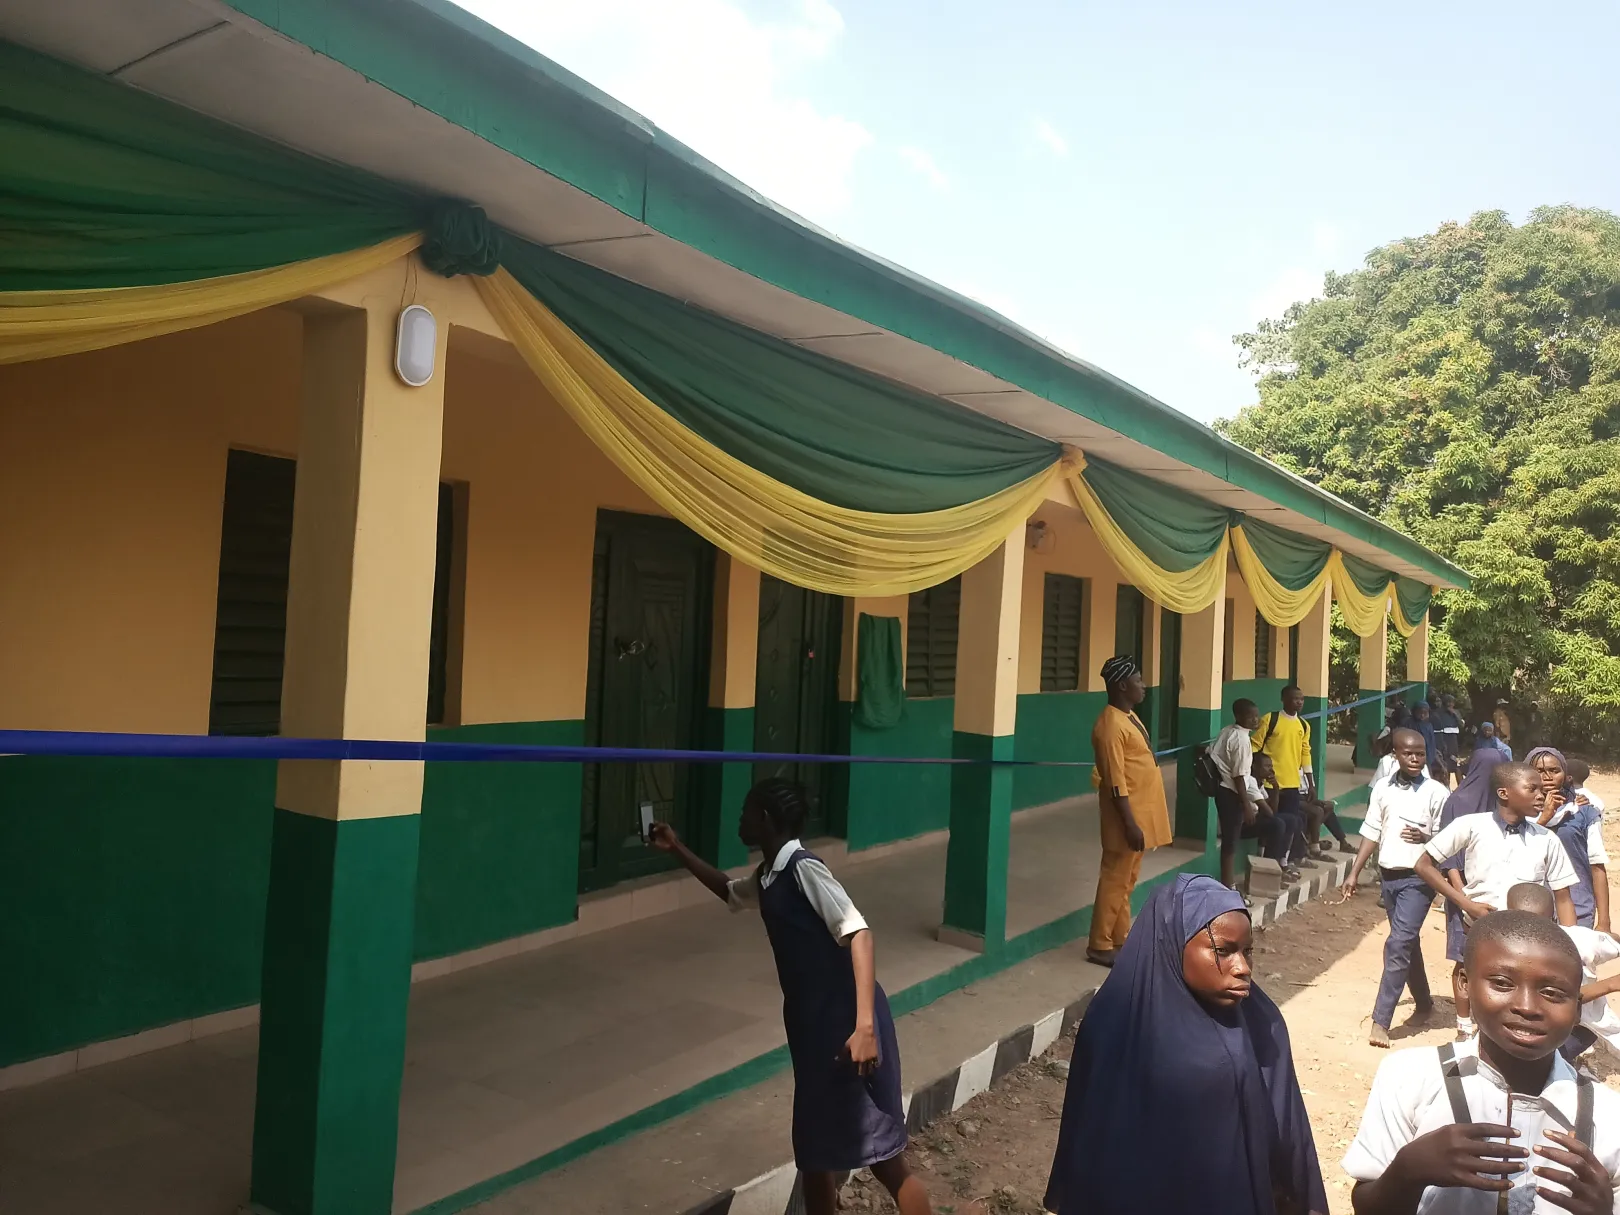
[1044, 875, 1326, 1215]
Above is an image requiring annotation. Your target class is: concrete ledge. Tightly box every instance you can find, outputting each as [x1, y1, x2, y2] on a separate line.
[680, 855, 1344, 1215]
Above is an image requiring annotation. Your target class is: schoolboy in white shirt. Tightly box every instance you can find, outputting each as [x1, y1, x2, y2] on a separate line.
[1343, 728, 1455, 1047]
[1343, 910, 1620, 1215]
[1505, 883, 1620, 1065]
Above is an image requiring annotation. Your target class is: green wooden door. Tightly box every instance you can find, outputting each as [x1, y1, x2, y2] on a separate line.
[1157, 609, 1182, 749]
[752, 576, 842, 838]
[579, 512, 713, 891]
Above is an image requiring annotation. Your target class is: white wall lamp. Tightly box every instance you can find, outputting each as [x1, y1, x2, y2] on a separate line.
[395, 304, 438, 387]
[1025, 519, 1055, 553]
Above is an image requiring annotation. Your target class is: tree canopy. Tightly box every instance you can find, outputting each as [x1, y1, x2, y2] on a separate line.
[1218, 206, 1620, 750]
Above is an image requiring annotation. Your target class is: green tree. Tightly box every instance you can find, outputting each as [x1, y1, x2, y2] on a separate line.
[1219, 207, 1620, 753]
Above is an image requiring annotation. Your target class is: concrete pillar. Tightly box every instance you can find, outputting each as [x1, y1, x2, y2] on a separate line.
[1174, 589, 1226, 848]
[1296, 589, 1332, 786]
[1357, 615, 1389, 770]
[940, 528, 1023, 953]
[702, 555, 760, 868]
[1139, 600, 1163, 743]
[252, 298, 447, 1215]
[1406, 612, 1430, 706]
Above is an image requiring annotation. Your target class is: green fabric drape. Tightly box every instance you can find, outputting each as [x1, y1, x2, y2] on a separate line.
[501, 240, 1061, 514]
[854, 614, 906, 728]
[0, 41, 424, 290]
[1337, 551, 1395, 598]
[1395, 579, 1433, 631]
[1237, 515, 1333, 590]
[1078, 455, 1233, 572]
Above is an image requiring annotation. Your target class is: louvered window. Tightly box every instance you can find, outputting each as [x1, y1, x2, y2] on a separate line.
[207, 450, 457, 734]
[1255, 618, 1272, 679]
[1040, 574, 1085, 692]
[905, 577, 961, 699]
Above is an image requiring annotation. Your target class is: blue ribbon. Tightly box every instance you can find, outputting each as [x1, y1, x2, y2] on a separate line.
[0, 685, 1418, 767]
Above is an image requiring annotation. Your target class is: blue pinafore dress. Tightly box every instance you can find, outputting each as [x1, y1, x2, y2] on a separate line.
[758, 848, 908, 1172]
[1554, 800, 1604, 928]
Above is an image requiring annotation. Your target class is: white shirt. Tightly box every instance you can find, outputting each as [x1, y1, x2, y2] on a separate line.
[1565, 925, 1620, 1044]
[1362, 774, 1452, 870]
[1210, 722, 1255, 784]
[1422, 814, 1579, 910]
[1344, 1037, 1620, 1212]
[1578, 786, 1609, 814]
[1244, 774, 1269, 803]
[727, 838, 869, 943]
[1373, 753, 1401, 786]
[1549, 801, 1611, 866]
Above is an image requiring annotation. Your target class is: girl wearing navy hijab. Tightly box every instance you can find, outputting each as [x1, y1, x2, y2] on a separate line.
[1531, 745, 1609, 930]
[1044, 874, 1327, 1215]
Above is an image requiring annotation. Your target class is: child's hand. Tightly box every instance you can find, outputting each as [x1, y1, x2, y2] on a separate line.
[647, 822, 680, 852]
[1462, 898, 1495, 922]
[843, 1022, 880, 1075]
[1390, 1123, 1523, 1192]
[1533, 1128, 1611, 1214]
[1400, 825, 1430, 844]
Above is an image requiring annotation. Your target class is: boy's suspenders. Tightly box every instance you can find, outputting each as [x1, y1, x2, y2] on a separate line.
[1436, 1042, 1594, 1147]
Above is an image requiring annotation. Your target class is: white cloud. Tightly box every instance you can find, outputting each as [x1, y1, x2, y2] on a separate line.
[1032, 117, 1069, 158]
[898, 145, 949, 191]
[453, 0, 872, 221]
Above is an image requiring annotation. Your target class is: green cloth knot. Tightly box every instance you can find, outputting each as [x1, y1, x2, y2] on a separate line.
[420, 201, 502, 277]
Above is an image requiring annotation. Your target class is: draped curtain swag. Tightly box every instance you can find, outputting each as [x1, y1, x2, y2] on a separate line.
[0, 39, 1435, 626]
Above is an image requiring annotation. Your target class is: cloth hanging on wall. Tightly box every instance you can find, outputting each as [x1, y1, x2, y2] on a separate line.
[854, 614, 906, 729]
[1229, 518, 1335, 629]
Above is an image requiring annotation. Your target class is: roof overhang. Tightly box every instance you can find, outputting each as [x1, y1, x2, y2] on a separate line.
[0, 0, 1469, 589]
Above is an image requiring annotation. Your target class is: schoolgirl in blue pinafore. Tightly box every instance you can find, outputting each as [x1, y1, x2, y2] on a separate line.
[759, 844, 908, 1171]
[647, 778, 929, 1215]
[1530, 746, 1605, 928]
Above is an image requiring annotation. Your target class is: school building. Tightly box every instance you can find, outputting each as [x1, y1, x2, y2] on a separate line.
[0, 5, 1469, 1214]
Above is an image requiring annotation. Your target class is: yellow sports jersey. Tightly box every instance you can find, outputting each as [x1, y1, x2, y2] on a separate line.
[1253, 711, 1310, 790]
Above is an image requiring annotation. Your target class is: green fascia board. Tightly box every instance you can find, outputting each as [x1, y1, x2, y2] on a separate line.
[219, 0, 1467, 589]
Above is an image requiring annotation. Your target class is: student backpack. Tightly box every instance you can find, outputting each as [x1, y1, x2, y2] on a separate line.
[1191, 744, 1224, 798]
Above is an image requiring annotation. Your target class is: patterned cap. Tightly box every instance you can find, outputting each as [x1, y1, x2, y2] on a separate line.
[1100, 655, 1140, 687]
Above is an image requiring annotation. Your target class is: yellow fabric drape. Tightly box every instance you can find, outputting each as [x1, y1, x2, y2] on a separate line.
[1229, 523, 1333, 628]
[475, 268, 1062, 597]
[1064, 459, 1230, 614]
[0, 234, 424, 365]
[1327, 551, 1395, 637]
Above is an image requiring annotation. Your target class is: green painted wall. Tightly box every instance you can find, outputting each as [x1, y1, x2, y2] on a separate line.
[414, 720, 585, 961]
[253, 809, 419, 1215]
[695, 706, 753, 869]
[1012, 691, 1105, 809]
[843, 696, 954, 851]
[1223, 678, 1289, 718]
[1, 720, 586, 1068]
[0, 755, 276, 1068]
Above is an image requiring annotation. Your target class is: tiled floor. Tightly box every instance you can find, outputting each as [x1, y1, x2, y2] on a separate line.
[0, 753, 1371, 1215]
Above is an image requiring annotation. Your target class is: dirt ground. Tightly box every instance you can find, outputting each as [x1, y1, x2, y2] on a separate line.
[838, 767, 1620, 1214]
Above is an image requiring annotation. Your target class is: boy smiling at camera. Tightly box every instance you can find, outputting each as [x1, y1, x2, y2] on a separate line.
[1344, 909, 1620, 1214]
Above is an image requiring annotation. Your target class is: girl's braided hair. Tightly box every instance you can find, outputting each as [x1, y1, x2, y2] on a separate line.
[746, 777, 811, 837]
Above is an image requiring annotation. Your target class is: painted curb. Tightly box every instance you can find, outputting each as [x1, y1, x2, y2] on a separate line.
[685, 851, 1355, 1215]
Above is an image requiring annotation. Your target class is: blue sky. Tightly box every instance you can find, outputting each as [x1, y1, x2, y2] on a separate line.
[457, 0, 1620, 424]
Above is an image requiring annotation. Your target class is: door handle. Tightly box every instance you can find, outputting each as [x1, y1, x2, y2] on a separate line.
[615, 637, 647, 660]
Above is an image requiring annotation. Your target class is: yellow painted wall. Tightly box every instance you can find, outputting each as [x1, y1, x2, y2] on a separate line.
[440, 337, 659, 726]
[0, 311, 302, 734]
[0, 313, 665, 734]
